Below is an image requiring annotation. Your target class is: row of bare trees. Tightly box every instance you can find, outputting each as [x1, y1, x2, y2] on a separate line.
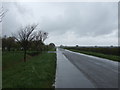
[2, 24, 52, 62]
[1, 7, 55, 62]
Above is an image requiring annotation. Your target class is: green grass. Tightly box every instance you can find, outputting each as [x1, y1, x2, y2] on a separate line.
[67, 49, 120, 62]
[2, 51, 56, 88]
[2, 51, 24, 70]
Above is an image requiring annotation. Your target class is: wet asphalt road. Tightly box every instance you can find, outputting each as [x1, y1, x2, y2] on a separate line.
[60, 48, 118, 88]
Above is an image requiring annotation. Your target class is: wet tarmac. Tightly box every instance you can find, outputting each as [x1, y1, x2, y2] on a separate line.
[55, 48, 118, 88]
[55, 48, 95, 88]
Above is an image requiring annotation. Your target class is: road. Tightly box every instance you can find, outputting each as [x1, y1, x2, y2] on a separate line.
[57, 48, 118, 88]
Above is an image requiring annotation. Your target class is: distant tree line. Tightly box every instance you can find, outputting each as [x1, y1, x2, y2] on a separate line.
[64, 46, 119, 56]
[2, 24, 55, 62]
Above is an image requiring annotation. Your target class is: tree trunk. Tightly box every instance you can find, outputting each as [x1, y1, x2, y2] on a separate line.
[24, 49, 26, 62]
[8, 46, 11, 51]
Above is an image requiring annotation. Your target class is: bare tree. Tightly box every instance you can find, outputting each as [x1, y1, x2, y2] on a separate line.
[13, 24, 37, 62]
[35, 30, 48, 42]
[34, 30, 48, 51]
[0, 7, 7, 22]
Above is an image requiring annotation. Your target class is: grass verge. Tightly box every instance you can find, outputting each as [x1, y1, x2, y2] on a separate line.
[67, 49, 120, 62]
[2, 52, 56, 88]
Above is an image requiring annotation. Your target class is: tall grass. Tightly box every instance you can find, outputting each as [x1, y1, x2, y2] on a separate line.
[2, 51, 56, 88]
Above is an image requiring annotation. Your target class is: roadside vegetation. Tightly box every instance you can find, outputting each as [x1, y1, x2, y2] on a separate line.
[3, 52, 56, 88]
[64, 46, 120, 62]
[2, 24, 56, 88]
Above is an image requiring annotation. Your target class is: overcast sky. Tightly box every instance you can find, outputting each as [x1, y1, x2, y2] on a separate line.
[2, 2, 118, 46]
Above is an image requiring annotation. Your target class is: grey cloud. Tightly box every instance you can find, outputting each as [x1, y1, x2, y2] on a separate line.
[2, 3, 21, 36]
[39, 2, 117, 38]
[2, 2, 35, 36]
[2, 2, 118, 46]
[13, 2, 33, 17]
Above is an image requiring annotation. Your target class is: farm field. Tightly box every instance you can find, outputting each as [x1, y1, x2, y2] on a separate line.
[2, 51, 56, 88]
[65, 47, 120, 62]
